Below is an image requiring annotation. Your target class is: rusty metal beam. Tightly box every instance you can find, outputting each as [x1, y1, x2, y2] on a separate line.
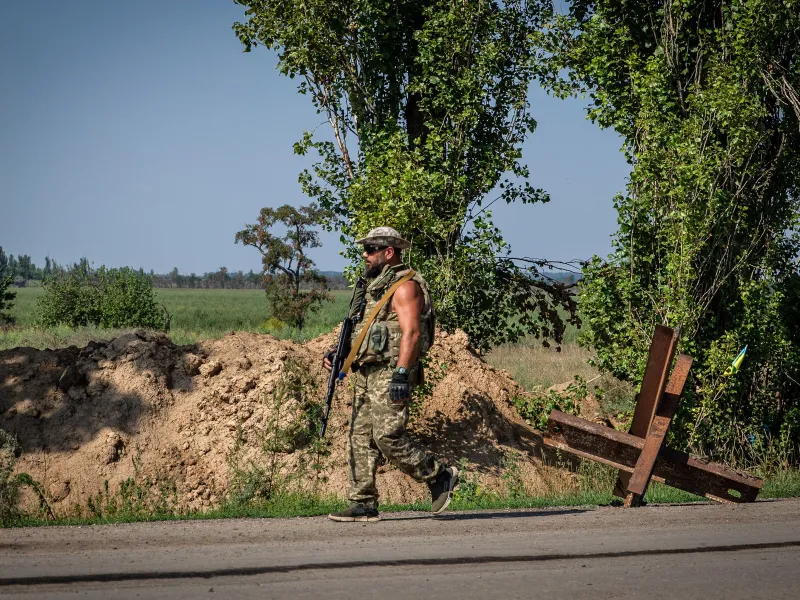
[624, 354, 694, 507]
[615, 325, 681, 497]
[544, 410, 762, 503]
[630, 325, 682, 438]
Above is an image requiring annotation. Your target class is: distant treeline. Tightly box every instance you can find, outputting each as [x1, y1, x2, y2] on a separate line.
[547, 272, 582, 287]
[152, 268, 348, 290]
[1, 247, 574, 290]
[0, 247, 61, 286]
[0, 247, 349, 290]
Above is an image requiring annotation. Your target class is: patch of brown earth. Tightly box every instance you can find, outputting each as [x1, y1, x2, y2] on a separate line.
[0, 329, 573, 514]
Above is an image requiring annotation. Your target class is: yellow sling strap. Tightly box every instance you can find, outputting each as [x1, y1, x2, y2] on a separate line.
[340, 269, 416, 376]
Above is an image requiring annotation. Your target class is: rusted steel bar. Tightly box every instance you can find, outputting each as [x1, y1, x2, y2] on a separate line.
[629, 325, 682, 438]
[624, 354, 694, 507]
[544, 410, 762, 503]
[615, 325, 681, 497]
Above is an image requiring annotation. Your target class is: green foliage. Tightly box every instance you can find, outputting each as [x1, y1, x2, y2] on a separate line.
[500, 450, 526, 500]
[0, 246, 61, 286]
[0, 430, 23, 527]
[512, 376, 587, 431]
[259, 316, 286, 334]
[235, 204, 332, 330]
[35, 265, 163, 330]
[451, 457, 482, 505]
[539, 0, 800, 461]
[0, 436, 51, 526]
[409, 356, 447, 420]
[575, 460, 617, 497]
[226, 358, 330, 507]
[0, 276, 15, 326]
[233, 0, 579, 351]
[1, 288, 354, 351]
[83, 476, 180, 521]
[0, 247, 16, 325]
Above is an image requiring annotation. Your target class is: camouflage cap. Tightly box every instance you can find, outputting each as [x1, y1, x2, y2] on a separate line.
[355, 226, 411, 249]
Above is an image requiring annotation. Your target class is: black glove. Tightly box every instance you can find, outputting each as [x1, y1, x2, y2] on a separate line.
[389, 369, 410, 403]
[323, 348, 335, 367]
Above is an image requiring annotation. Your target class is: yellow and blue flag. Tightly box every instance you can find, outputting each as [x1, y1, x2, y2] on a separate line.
[724, 346, 747, 376]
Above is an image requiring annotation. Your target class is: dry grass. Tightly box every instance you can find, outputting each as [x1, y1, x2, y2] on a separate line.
[486, 341, 637, 420]
[486, 341, 599, 391]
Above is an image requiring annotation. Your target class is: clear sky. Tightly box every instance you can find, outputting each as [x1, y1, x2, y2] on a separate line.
[1, 0, 630, 274]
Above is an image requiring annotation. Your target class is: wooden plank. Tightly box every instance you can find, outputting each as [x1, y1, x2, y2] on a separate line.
[614, 325, 681, 497]
[544, 410, 762, 503]
[624, 354, 693, 507]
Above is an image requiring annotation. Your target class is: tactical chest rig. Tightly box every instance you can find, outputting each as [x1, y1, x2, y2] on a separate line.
[343, 263, 434, 373]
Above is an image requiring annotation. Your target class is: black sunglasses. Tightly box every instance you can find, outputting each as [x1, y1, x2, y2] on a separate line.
[363, 244, 388, 255]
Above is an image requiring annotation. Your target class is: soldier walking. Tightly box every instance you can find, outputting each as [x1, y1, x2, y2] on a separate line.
[323, 227, 459, 522]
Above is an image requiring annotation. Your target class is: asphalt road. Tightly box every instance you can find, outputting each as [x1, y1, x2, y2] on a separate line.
[1, 499, 799, 599]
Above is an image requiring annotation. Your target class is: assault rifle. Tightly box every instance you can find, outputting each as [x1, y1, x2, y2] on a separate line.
[320, 277, 367, 438]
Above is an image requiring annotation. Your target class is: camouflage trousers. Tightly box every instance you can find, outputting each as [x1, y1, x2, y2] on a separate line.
[348, 362, 443, 508]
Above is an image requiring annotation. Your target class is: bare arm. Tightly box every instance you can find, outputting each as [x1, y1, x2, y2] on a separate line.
[392, 280, 424, 369]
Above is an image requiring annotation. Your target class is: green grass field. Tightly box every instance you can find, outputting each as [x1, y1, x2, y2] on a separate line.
[1, 287, 352, 350]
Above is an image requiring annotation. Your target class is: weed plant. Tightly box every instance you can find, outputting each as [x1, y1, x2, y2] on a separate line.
[0, 430, 23, 527]
[511, 377, 587, 430]
[82, 477, 180, 522]
[225, 357, 330, 509]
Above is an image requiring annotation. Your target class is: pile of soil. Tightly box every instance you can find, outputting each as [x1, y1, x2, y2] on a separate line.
[0, 329, 574, 513]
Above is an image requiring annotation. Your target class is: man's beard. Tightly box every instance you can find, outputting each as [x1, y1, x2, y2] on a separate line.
[364, 259, 385, 279]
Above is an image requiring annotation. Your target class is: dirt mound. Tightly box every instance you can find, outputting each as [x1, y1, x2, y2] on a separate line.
[0, 329, 570, 513]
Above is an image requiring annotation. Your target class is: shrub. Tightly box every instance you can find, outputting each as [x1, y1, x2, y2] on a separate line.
[36, 266, 163, 329]
[512, 376, 586, 431]
[0, 275, 15, 325]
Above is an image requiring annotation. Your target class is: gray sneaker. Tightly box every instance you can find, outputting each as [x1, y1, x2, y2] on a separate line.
[328, 504, 381, 522]
[428, 466, 459, 514]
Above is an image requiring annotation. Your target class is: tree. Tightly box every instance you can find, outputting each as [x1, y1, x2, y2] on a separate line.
[235, 204, 332, 330]
[539, 0, 800, 460]
[0, 275, 14, 325]
[16, 255, 33, 283]
[0, 247, 15, 325]
[233, 0, 579, 351]
[6, 255, 17, 280]
[216, 267, 229, 289]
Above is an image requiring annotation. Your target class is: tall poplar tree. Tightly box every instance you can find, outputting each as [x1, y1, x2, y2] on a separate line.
[233, 0, 578, 351]
[539, 0, 800, 459]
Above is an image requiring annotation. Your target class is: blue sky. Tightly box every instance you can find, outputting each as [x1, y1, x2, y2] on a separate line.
[1, 0, 630, 274]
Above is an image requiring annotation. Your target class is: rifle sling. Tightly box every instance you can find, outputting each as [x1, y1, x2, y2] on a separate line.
[340, 269, 416, 376]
